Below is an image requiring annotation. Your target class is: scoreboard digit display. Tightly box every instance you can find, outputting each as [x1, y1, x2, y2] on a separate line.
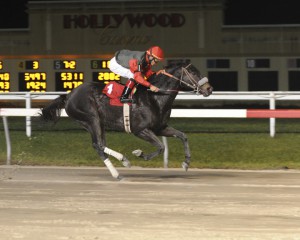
[18, 72, 47, 92]
[91, 60, 110, 69]
[0, 60, 10, 92]
[91, 59, 120, 85]
[19, 60, 39, 70]
[0, 56, 120, 92]
[54, 60, 84, 91]
[55, 71, 84, 92]
[26, 60, 39, 70]
[18, 60, 47, 92]
[54, 60, 76, 70]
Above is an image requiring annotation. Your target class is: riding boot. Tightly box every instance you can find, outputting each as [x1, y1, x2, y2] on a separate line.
[120, 86, 133, 103]
[120, 78, 136, 103]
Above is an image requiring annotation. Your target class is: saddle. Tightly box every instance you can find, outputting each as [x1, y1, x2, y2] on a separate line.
[102, 81, 133, 106]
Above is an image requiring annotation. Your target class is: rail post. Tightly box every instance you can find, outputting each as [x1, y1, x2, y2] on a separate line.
[162, 136, 169, 168]
[25, 93, 32, 137]
[269, 92, 276, 137]
[3, 116, 11, 165]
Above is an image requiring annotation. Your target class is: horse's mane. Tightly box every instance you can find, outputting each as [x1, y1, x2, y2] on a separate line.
[164, 62, 187, 74]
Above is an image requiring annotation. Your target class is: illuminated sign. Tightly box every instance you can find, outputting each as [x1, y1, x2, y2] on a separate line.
[92, 72, 120, 82]
[0, 73, 10, 80]
[91, 60, 120, 84]
[0, 57, 123, 92]
[0, 73, 10, 92]
[0, 60, 10, 92]
[19, 60, 39, 70]
[19, 72, 47, 92]
[54, 60, 76, 70]
[55, 72, 84, 91]
[91, 60, 110, 69]
[54, 60, 82, 91]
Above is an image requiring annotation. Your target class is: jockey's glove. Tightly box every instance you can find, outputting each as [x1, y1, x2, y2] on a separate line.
[156, 69, 165, 75]
[150, 85, 159, 92]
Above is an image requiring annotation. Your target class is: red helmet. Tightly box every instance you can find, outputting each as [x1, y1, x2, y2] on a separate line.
[146, 46, 164, 61]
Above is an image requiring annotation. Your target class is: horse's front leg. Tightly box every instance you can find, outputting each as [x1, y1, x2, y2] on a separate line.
[92, 144, 131, 176]
[103, 147, 131, 168]
[159, 126, 191, 171]
[132, 128, 165, 160]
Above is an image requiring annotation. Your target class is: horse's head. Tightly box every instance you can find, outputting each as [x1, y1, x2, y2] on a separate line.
[178, 64, 213, 97]
[162, 63, 213, 97]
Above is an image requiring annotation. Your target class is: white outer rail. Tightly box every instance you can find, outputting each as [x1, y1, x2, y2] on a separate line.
[2, 91, 300, 138]
[2, 91, 300, 166]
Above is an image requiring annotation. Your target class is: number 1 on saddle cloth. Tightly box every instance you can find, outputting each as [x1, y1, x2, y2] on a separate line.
[103, 81, 135, 106]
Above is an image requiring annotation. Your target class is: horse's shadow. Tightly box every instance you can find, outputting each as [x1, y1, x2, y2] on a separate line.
[85, 170, 237, 182]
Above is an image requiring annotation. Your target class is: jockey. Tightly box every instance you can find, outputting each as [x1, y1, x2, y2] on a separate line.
[109, 46, 164, 103]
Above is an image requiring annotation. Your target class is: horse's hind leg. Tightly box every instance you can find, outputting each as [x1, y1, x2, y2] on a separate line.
[132, 128, 165, 160]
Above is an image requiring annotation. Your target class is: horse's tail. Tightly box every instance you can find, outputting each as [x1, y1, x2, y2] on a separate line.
[40, 94, 67, 123]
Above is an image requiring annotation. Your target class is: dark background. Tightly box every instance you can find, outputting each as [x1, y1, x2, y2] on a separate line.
[1, 0, 28, 28]
[1, 0, 300, 29]
[224, 0, 300, 25]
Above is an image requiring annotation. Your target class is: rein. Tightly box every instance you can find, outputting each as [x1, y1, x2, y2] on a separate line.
[160, 64, 205, 93]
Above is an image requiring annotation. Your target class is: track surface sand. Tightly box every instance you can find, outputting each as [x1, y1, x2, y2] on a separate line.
[1, 166, 300, 240]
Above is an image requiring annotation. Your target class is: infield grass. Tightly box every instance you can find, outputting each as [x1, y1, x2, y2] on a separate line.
[1, 118, 300, 169]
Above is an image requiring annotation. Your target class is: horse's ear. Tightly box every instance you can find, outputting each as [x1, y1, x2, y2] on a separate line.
[182, 60, 192, 68]
[165, 59, 191, 69]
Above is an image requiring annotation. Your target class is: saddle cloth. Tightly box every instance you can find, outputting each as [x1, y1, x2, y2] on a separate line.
[102, 81, 133, 106]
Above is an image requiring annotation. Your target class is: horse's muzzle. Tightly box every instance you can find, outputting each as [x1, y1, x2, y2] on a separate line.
[198, 77, 213, 97]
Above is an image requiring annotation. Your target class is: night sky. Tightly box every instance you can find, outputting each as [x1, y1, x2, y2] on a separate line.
[1, 0, 300, 29]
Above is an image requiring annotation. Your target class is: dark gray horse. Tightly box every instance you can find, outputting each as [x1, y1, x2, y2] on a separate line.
[41, 63, 213, 179]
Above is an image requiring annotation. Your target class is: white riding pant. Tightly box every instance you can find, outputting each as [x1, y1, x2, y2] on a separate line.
[109, 57, 134, 79]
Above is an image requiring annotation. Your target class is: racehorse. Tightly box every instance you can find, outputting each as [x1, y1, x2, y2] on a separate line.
[40, 63, 213, 179]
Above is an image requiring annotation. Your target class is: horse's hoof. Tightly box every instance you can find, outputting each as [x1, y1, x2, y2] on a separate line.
[132, 149, 143, 157]
[182, 162, 189, 171]
[116, 175, 124, 181]
[122, 158, 131, 168]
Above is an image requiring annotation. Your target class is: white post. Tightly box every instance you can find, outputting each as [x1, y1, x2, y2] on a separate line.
[3, 117, 11, 165]
[25, 93, 31, 137]
[269, 92, 276, 138]
[162, 136, 168, 168]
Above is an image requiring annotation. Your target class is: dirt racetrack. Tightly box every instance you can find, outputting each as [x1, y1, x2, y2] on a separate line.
[1, 166, 300, 240]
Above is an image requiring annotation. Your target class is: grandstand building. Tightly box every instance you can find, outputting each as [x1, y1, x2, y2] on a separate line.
[0, 0, 300, 92]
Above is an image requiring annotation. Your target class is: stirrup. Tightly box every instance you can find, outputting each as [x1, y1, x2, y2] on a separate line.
[120, 98, 135, 103]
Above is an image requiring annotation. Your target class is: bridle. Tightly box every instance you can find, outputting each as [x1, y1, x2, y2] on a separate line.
[161, 64, 208, 93]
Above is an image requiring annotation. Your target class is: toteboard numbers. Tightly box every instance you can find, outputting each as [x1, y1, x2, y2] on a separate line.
[19, 60, 39, 70]
[91, 60, 110, 69]
[55, 72, 84, 91]
[54, 60, 76, 70]
[18, 60, 46, 92]
[18, 72, 47, 92]
[0, 58, 122, 92]
[0, 60, 10, 92]
[91, 59, 120, 84]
